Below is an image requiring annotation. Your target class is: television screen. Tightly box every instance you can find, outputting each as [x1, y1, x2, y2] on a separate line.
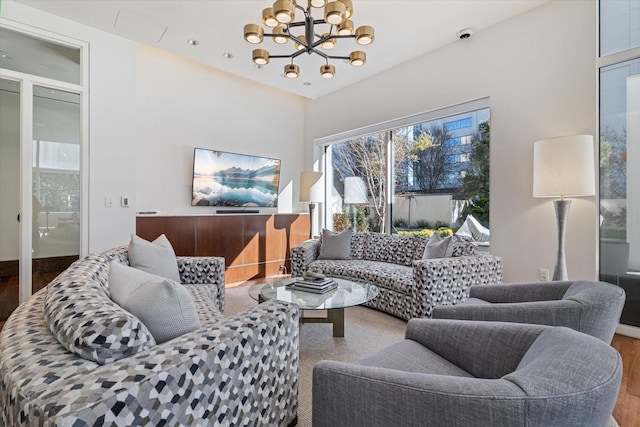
[192, 148, 281, 208]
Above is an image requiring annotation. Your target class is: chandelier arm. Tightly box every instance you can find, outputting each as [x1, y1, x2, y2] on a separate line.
[323, 54, 351, 60]
[287, 21, 307, 28]
[268, 50, 307, 60]
[330, 34, 357, 40]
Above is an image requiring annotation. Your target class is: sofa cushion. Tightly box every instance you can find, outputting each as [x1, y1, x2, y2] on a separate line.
[125, 279, 202, 343]
[44, 252, 157, 365]
[128, 234, 180, 282]
[362, 233, 424, 266]
[451, 235, 478, 257]
[319, 229, 352, 260]
[309, 259, 414, 294]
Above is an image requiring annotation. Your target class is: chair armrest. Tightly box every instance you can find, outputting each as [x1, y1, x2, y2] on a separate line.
[291, 239, 320, 277]
[412, 254, 503, 317]
[468, 281, 572, 302]
[44, 300, 299, 427]
[177, 256, 225, 312]
[432, 299, 583, 329]
[313, 360, 523, 427]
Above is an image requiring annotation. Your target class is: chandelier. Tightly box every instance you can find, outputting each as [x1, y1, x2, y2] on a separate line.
[243, 0, 374, 79]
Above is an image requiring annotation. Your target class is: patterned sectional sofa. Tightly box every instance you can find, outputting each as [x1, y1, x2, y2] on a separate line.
[291, 233, 503, 320]
[0, 247, 299, 427]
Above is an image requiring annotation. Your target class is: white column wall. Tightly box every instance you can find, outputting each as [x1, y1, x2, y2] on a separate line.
[627, 75, 640, 270]
[304, 0, 597, 282]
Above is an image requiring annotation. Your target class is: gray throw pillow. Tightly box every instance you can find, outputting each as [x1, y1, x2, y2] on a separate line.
[108, 261, 165, 306]
[422, 233, 454, 259]
[318, 229, 352, 260]
[128, 234, 180, 282]
[125, 279, 202, 344]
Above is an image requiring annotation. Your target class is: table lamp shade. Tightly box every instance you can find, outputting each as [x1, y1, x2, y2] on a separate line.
[344, 177, 368, 204]
[533, 135, 595, 198]
[299, 171, 323, 203]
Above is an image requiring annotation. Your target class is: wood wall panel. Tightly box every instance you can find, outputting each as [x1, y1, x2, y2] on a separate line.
[135, 216, 196, 256]
[136, 214, 309, 283]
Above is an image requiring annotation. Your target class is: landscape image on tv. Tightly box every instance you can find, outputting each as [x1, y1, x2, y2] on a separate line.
[192, 148, 281, 208]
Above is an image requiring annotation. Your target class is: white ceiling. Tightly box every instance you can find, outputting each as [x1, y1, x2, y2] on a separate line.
[14, 0, 550, 99]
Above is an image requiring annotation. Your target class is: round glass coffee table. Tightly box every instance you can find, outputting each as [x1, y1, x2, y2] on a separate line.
[248, 277, 378, 337]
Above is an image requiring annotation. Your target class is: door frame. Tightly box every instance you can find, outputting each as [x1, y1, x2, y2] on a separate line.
[0, 20, 89, 303]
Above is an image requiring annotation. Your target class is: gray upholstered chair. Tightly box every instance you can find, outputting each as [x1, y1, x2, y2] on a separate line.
[432, 280, 625, 343]
[313, 319, 622, 427]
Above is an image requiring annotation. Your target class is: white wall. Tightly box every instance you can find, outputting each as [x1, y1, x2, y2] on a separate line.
[134, 45, 305, 216]
[305, 0, 597, 283]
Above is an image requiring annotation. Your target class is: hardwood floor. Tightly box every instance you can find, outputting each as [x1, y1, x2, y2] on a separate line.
[611, 333, 640, 426]
[1, 274, 638, 425]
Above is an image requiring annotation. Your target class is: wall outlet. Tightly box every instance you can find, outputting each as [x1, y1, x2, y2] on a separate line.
[121, 197, 130, 207]
[539, 268, 550, 282]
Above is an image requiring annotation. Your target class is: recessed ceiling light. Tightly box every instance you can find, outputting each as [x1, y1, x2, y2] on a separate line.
[223, 52, 234, 59]
[187, 39, 199, 46]
[255, 64, 263, 69]
[0, 51, 9, 59]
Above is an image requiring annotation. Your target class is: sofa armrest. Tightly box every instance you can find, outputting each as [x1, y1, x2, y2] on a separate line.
[177, 256, 225, 312]
[42, 300, 299, 427]
[412, 254, 503, 318]
[291, 239, 320, 277]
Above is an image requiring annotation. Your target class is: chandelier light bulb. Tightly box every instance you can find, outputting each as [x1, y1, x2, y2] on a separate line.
[284, 63, 300, 78]
[273, 26, 289, 44]
[324, 1, 347, 25]
[349, 50, 366, 66]
[244, 24, 264, 44]
[295, 35, 307, 51]
[310, 0, 326, 7]
[273, 0, 296, 24]
[320, 64, 335, 79]
[337, 0, 353, 18]
[321, 33, 336, 49]
[337, 19, 354, 35]
[355, 25, 374, 45]
[262, 7, 279, 27]
[252, 49, 270, 65]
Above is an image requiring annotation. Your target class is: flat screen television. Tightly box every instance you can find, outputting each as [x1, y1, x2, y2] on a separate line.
[191, 148, 281, 208]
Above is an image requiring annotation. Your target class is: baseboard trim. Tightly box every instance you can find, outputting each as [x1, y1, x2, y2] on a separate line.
[616, 323, 640, 339]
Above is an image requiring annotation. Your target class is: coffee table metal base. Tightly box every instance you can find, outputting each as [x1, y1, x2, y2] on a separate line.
[301, 308, 344, 337]
[258, 294, 345, 337]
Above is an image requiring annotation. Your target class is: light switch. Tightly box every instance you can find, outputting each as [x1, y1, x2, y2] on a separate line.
[105, 196, 113, 207]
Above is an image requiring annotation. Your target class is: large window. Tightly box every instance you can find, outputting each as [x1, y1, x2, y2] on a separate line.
[598, 0, 640, 328]
[323, 102, 490, 239]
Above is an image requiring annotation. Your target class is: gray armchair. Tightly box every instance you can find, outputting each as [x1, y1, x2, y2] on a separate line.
[432, 280, 625, 343]
[313, 319, 622, 427]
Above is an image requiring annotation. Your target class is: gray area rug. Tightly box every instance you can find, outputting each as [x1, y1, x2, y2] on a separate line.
[224, 285, 407, 427]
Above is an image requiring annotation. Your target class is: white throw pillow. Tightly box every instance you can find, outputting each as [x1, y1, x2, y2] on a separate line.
[318, 229, 352, 260]
[128, 234, 180, 282]
[108, 261, 165, 306]
[125, 279, 202, 344]
[422, 233, 454, 259]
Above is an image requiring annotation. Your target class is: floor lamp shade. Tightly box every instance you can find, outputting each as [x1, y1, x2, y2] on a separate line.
[344, 177, 368, 204]
[300, 171, 323, 239]
[299, 171, 324, 203]
[533, 135, 595, 281]
[533, 135, 596, 198]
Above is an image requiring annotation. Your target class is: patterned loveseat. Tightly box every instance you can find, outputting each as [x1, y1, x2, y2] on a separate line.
[0, 247, 299, 427]
[291, 233, 503, 320]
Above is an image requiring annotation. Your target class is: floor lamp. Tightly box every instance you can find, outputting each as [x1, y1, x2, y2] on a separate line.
[344, 177, 368, 232]
[299, 171, 323, 239]
[533, 135, 595, 281]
